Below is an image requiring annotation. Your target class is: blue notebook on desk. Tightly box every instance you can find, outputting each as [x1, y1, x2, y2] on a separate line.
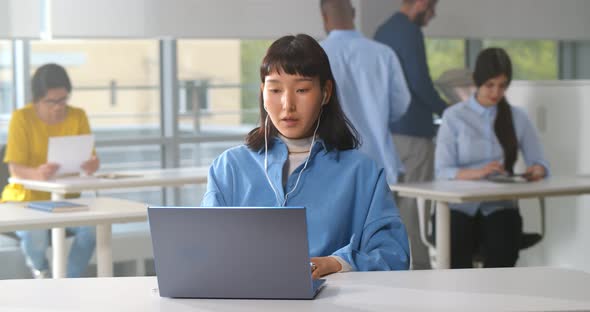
[27, 201, 88, 213]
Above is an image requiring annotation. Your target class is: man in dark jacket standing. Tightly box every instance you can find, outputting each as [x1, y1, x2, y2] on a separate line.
[375, 0, 447, 270]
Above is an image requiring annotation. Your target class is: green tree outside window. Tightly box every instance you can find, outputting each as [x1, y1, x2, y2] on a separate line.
[425, 38, 465, 81]
[483, 40, 558, 80]
[240, 40, 272, 124]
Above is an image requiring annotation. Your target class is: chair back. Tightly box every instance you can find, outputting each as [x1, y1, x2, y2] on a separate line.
[0, 144, 20, 240]
[0, 144, 8, 193]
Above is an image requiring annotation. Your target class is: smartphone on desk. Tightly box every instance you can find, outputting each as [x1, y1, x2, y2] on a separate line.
[486, 172, 529, 183]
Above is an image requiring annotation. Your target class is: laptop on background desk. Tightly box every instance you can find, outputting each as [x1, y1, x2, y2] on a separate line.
[148, 206, 325, 299]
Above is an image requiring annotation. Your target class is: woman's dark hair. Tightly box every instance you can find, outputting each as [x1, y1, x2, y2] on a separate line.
[245, 34, 359, 151]
[32, 63, 72, 102]
[473, 47, 517, 174]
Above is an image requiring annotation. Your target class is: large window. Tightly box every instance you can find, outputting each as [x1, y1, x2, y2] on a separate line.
[30, 40, 161, 140]
[240, 40, 272, 124]
[178, 141, 242, 205]
[576, 41, 590, 79]
[483, 40, 558, 80]
[0, 40, 12, 143]
[29, 40, 163, 207]
[0, 40, 13, 249]
[425, 38, 466, 81]
[180, 141, 243, 167]
[177, 40, 271, 138]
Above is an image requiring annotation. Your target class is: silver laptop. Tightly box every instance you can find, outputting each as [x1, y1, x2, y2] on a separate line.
[148, 206, 326, 299]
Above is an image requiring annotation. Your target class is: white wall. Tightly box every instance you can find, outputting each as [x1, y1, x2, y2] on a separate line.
[0, 0, 41, 39]
[4, 0, 590, 40]
[507, 81, 590, 272]
[49, 0, 326, 39]
[6, 0, 590, 40]
[0, 2, 9, 38]
[358, 0, 590, 40]
[357, 0, 401, 38]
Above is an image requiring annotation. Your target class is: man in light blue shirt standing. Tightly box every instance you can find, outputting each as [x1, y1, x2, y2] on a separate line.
[319, 0, 410, 185]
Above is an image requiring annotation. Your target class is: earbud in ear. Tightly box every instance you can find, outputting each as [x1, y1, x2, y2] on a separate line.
[263, 105, 268, 112]
[322, 91, 328, 105]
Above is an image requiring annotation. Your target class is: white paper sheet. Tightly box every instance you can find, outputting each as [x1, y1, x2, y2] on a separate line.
[47, 134, 94, 176]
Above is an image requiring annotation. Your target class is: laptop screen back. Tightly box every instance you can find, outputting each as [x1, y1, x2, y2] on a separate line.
[148, 206, 315, 299]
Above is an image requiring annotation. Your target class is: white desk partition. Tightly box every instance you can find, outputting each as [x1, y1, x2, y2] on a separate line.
[0, 268, 589, 311]
[507, 80, 590, 271]
[0, 197, 147, 279]
[390, 176, 590, 269]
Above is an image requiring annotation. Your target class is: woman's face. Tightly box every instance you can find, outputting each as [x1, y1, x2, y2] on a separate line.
[35, 87, 69, 124]
[476, 74, 509, 107]
[261, 71, 331, 139]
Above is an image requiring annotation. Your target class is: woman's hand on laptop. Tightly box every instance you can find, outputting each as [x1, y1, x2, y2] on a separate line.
[310, 257, 342, 279]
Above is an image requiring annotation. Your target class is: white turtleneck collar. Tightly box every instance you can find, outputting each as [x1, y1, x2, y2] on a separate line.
[278, 134, 314, 186]
[278, 134, 313, 153]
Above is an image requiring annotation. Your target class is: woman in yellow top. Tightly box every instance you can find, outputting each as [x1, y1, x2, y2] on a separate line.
[2, 63, 99, 278]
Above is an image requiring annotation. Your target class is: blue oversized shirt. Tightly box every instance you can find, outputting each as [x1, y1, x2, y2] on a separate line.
[374, 12, 447, 138]
[321, 30, 410, 184]
[435, 95, 550, 216]
[201, 138, 410, 271]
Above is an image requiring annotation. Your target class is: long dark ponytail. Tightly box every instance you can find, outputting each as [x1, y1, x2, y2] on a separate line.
[473, 48, 517, 174]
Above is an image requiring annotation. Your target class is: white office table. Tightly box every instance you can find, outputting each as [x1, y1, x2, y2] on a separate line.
[7, 166, 208, 278]
[0, 197, 147, 279]
[390, 176, 590, 269]
[8, 166, 209, 196]
[0, 267, 588, 311]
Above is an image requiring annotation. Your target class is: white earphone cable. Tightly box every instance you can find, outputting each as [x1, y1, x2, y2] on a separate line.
[264, 114, 283, 206]
[282, 109, 322, 206]
[263, 109, 323, 207]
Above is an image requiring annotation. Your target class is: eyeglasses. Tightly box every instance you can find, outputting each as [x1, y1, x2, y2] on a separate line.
[41, 96, 69, 106]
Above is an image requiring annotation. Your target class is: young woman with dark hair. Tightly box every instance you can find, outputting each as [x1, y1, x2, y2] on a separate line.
[202, 34, 410, 278]
[435, 47, 550, 268]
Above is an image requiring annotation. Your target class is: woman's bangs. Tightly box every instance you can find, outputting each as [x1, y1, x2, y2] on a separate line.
[261, 49, 321, 79]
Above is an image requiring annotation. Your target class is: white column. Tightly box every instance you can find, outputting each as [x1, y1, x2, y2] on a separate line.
[96, 224, 113, 277]
[435, 201, 451, 269]
[11, 39, 30, 110]
[159, 39, 181, 205]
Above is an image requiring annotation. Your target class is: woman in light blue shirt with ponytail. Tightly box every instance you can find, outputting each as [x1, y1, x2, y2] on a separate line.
[435, 47, 550, 268]
[202, 34, 410, 278]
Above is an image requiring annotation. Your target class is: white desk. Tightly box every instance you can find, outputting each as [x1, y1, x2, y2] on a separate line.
[0, 268, 589, 311]
[7, 166, 208, 278]
[0, 197, 147, 279]
[390, 176, 590, 269]
[8, 166, 209, 196]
